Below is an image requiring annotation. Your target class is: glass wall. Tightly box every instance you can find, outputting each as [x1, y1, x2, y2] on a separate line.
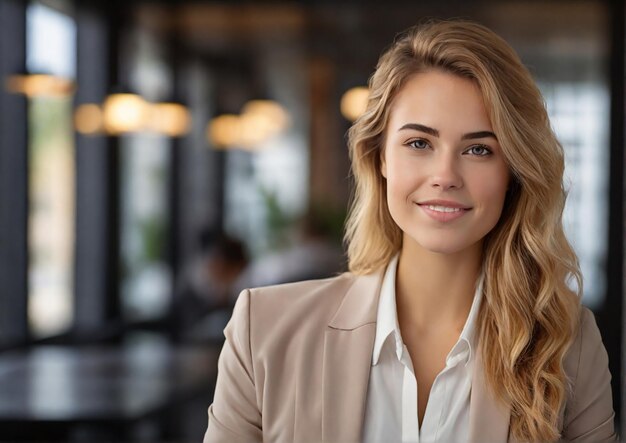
[220, 22, 311, 256]
[488, 1, 610, 308]
[543, 81, 609, 309]
[119, 27, 173, 321]
[26, 1, 76, 338]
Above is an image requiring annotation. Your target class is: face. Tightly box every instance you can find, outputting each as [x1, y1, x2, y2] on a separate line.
[381, 69, 510, 256]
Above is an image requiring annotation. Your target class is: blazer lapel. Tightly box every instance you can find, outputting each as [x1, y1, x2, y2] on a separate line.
[321, 272, 383, 443]
[468, 347, 511, 442]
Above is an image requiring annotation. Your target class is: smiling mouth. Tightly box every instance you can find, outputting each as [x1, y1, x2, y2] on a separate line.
[417, 202, 471, 222]
[422, 204, 465, 213]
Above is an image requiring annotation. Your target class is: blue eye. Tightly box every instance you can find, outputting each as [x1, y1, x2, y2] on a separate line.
[466, 144, 492, 156]
[408, 139, 430, 150]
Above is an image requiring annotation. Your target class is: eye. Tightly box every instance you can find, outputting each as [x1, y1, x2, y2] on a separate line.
[406, 139, 430, 150]
[465, 144, 492, 156]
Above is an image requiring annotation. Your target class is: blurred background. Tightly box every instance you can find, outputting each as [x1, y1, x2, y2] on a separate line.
[0, 0, 623, 441]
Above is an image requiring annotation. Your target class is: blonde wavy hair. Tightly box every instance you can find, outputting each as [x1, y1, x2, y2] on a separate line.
[344, 20, 582, 442]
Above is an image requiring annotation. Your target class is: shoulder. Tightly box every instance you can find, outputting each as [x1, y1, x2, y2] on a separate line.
[226, 273, 362, 347]
[563, 306, 608, 381]
[244, 272, 359, 323]
[246, 272, 357, 304]
[561, 306, 617, 440]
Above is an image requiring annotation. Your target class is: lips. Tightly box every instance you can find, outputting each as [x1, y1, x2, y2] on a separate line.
[416, 199, 472, 222]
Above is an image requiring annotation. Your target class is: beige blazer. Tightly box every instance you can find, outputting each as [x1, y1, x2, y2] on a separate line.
[204, 271, 617, 442]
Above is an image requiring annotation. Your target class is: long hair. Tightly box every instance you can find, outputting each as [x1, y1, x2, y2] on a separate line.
[344, 20, 582, 442]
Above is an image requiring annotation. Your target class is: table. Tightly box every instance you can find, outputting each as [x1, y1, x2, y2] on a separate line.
[0, 337, 221, 441]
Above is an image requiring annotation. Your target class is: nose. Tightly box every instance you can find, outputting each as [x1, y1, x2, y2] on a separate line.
[429, 152, 463, 190]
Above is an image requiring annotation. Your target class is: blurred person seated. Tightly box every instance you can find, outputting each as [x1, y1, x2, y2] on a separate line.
[171, 230, 248, 342]
[234, 211, 347, 292]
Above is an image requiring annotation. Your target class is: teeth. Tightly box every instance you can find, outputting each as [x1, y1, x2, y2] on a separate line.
[426, 205, 462, 213]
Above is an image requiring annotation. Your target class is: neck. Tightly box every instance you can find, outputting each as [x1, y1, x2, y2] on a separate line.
[395, 236, 483, 335]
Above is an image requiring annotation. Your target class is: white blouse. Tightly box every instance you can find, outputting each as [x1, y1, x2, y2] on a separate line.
[362, 255, 484, 443]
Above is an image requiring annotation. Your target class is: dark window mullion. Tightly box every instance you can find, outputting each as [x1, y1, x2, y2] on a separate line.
[604, 0, 625, 432]
[0, 0, 29, 347]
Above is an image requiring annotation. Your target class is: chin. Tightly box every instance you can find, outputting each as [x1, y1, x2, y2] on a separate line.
[409, 232, 480, 256]
[418, 241, 470, 255]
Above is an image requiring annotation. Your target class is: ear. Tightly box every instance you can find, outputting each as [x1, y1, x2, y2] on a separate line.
[380, 148, 387, 178]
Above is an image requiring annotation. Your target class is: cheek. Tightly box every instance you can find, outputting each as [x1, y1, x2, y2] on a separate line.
[385, 157, 422, 194]
[384, 162, 417, 219]
[476, 169, 510, 214]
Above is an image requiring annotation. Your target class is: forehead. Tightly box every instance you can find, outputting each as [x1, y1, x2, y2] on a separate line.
[387, 70, 493, 134]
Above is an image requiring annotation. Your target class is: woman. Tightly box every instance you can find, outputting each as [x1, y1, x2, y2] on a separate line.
[204, 20, 616, 442]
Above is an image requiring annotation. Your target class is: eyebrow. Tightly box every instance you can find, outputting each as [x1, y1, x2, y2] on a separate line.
[398, 123, 498, 141]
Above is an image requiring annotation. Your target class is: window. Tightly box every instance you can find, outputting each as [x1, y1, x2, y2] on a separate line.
[26, 1, 76, 338]
[541, 81, 610, 309]
[119, 27, 172, 321]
